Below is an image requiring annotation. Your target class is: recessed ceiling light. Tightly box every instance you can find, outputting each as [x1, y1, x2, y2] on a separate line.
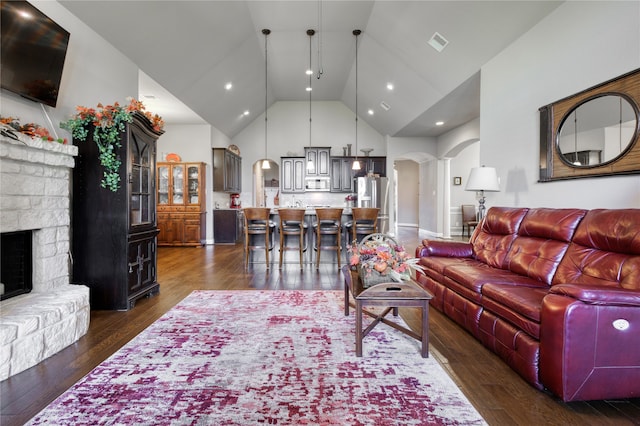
[306, 69, 313, 75]
[428, 32, 449, 53]
[225, 82, 233, 90]
[368, 109, 374, 115]
[435, 121, 444, 126]
[380, 101, 390, 111]
[306, 87, 312, 92]
[243, 110, 250, 116]
[386, 83, 394, 91]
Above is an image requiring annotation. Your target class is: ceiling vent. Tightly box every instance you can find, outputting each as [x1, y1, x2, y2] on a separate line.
[380, 101, 390, 111]
[428, 32, 449, 52]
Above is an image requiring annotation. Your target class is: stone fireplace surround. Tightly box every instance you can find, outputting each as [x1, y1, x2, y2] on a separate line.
[0, 134, 90, 381]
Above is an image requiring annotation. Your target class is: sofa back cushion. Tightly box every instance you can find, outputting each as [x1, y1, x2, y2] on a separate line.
[505, 208, 586, 285]
[554, 209, 640, 289]
[471, 207, 528, 269]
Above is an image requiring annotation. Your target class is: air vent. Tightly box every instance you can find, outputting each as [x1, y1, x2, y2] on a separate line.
[428, 32, 449, 52]
[380, 101, 390, 111]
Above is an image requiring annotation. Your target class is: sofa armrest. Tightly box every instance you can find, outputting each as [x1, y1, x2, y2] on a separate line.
[415, 239, 473, 258]
[549, 284, 640, 307]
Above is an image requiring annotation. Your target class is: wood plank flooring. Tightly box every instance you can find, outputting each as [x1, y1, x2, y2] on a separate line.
[1, 228, 639, 425]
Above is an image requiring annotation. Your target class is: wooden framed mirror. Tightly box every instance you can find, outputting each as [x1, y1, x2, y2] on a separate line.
[539, 68, 640, 181]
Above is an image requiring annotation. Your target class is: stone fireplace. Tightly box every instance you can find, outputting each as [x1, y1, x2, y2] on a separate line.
[0, 134, 90, 381]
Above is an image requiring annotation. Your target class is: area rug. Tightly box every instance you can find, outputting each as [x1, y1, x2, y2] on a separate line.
[28, 290, 486, 425]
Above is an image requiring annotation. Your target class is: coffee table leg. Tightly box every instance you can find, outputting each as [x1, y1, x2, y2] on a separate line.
[344, 279, 350, 316]
[421, 300, 429, 358]
[356, 299, 363, 357]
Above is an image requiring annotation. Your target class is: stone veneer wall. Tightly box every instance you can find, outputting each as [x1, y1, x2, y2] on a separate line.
[0, 135, 90, 381]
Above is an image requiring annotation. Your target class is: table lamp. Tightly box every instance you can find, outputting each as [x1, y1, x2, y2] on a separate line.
[465, 166, 500, 220]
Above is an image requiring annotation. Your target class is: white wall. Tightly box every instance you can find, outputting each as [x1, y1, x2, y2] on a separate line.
[396, 160, 419, 227]
[481, 1, 640, 210]
[232, 100, 385, 206]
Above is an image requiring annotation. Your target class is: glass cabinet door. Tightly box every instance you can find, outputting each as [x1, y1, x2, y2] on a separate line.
[157, 165, 169, 206]
[187, 165, 199, 205]
[129, 128, 155, 226]
[172, 164, 184, 205]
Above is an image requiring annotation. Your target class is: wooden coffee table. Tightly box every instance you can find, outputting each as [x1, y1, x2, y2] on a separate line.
[342, 266, 433, 358]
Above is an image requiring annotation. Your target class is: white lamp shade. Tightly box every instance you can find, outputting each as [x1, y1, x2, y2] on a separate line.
[465, 166, 500, 192]
[261, 159, 271, 169]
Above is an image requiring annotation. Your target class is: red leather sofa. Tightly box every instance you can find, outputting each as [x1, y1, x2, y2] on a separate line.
[414, 207, 640, 402]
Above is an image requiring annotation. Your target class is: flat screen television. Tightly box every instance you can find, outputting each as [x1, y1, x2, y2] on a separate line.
[1, 0, 70, 107]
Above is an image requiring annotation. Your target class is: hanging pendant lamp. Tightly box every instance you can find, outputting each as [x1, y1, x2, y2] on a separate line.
[306, 29, 315, 172]
[262, 29, 271, 170]
[352, 29, 361, 171]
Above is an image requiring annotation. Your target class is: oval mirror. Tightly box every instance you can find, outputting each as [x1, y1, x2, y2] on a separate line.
[557, 94, 637, 167]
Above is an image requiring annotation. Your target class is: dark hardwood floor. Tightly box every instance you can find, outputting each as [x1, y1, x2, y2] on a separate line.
[2, 227, 639, 425]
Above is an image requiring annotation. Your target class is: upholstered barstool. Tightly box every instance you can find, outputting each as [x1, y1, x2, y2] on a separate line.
[278, 208, 308, 269]
[345, 207, 379, 244]
[243, 207, 275, 269]
[313, 208, 343, 269]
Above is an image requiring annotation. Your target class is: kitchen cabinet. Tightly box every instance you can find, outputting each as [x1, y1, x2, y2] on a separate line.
[213, 209, 241, 244]
[212, 148, 242, 193]
[354, 156, 387, 178]
[281, 157, 305, 193]
[330, 157, 355, 192]
[72, 112, 162, 310]
[305, 147, 331, 177]
[157, 162, 206, 246]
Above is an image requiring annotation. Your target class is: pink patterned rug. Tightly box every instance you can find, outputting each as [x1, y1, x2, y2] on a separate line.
[28, 291, 486, 425]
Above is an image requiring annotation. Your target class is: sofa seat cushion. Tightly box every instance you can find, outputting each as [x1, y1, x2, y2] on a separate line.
[420, 256, 479, 276]
[481, 283, 548, 339]
[437, 263, 544, 305]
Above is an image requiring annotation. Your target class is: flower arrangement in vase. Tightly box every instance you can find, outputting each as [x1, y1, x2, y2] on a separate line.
[60, 97, 164, 192]
[348, 233, 421, 288]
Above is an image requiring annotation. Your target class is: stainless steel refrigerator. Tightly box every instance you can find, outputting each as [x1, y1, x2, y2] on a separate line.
[354, 177, 390, 234]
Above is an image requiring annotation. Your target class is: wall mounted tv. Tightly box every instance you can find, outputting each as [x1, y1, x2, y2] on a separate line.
[1, 0, 70, 108]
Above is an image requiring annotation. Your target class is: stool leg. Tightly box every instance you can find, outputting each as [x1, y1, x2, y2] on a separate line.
[316, 229, 321, 269]
[279, 231, 284, 269]
[299, 227, 303, 269]
[337, 230, 341, 268]
[265, 231, 269, 269]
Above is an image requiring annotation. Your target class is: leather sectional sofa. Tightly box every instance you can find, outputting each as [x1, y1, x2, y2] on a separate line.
[414, 207, 640, 402]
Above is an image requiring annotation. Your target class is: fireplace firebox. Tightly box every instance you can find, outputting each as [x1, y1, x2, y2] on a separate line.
[1, 230, 33, 301]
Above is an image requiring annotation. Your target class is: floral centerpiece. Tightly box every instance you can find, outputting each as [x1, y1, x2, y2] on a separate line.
[60, 97, 164, 192]
[348, 233, 421, 288]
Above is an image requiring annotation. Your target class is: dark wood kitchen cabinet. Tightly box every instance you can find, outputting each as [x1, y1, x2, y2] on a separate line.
[212, 148, 241, 193]
[72, 112, 162, 310]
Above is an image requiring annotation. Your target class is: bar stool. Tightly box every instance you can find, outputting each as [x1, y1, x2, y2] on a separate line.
[278, 208, 308, 269]
[243, 207, 275, 269]
[345, 207, 379, 244]
[313, 208, 343, 269]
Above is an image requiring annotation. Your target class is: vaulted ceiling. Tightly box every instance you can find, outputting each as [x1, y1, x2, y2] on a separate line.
[60, 1, 561, 138]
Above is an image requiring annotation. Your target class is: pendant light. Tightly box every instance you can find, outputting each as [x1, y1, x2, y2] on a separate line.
[306, 29, 315, 173]
[262, 29, 271, 170]
[352, 29, 361, 171]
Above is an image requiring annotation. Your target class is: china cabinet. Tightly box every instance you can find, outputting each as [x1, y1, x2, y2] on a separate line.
[157, 162, 206, 246]
[72, 112, 162, 310]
